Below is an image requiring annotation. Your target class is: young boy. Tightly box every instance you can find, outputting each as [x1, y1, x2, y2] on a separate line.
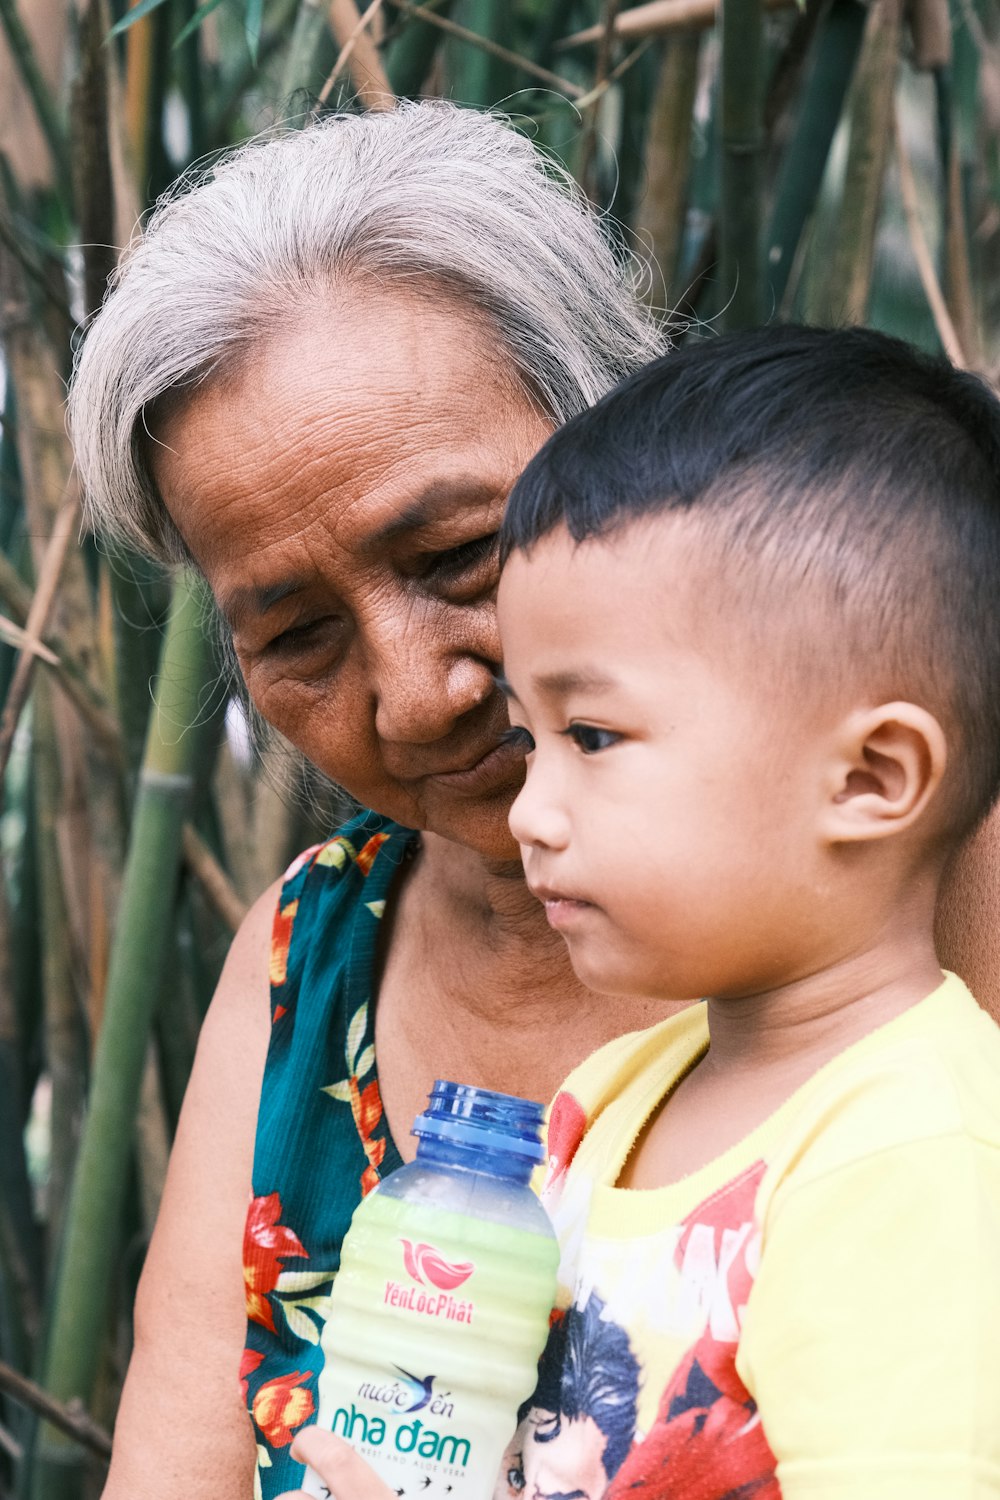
[494, 326, 1000, 1500]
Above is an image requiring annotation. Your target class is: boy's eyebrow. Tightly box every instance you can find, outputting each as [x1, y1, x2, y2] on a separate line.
[535, 669, 616, 696]
[493, 668, 616, 699]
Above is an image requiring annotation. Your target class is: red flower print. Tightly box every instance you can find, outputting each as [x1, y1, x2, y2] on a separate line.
[252, 1370, 315, 1447]
[322, 1003, 389, 1194]
[356, 832, 390, 876]
[269, 899, 299, 990]
[244, 1194, 309, 1333]
[350, 1077, 383, 1139]
[239, 1348, 264, 1402]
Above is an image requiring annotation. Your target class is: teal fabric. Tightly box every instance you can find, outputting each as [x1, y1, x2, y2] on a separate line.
[242, 810, 418, 1497]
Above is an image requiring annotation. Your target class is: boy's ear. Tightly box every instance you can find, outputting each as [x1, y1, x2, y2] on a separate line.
[820, 702, 948, 844]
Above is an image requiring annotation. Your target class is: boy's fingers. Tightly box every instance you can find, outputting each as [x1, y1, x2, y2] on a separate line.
[287, 1427, 397, 1500]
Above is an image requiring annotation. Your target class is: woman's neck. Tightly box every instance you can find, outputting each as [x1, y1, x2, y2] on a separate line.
[374, 833, 676, 1145]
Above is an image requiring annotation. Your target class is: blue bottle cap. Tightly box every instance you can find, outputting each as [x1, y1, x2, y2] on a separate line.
[412, 1081, 546, 1165]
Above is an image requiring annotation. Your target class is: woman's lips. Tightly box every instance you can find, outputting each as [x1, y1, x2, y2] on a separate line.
[419, 737, 527, 798]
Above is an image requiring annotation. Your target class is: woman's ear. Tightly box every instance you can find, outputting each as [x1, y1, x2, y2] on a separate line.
[821, 702, 948, 844]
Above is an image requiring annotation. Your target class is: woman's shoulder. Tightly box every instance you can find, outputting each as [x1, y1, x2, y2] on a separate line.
[269, 810, 418, 1007]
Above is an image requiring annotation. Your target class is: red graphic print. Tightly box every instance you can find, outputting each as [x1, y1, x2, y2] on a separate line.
[607, 1162, 778, 1500]
[244, 1193, 309, 1333]
[543, 1090, 588, 1198]
[400, 1238, 475, 1290]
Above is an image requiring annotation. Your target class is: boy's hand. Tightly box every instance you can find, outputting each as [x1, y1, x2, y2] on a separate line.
[275, 1428, 397, 1500]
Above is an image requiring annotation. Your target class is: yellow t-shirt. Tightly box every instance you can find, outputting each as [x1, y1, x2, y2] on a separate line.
[517, 973, 1000, 1500]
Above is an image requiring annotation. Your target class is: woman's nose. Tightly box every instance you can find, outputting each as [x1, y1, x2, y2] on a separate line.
[508, 759, 571, 850]
[370, 630, 496, 745]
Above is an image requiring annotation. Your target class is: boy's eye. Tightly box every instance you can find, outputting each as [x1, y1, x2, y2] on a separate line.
[564, 723, 621, 754]
[499, 724, 535, 754]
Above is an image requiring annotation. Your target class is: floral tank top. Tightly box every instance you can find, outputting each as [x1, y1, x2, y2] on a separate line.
[241, 810, 419, 1498]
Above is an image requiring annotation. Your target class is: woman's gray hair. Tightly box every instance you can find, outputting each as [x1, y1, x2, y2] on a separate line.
[70, 99, 668, 565]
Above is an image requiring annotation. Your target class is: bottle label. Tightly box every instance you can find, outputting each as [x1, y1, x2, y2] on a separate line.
[303, 1191, 557, 1500]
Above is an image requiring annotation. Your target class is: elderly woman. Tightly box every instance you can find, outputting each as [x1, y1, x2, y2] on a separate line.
[70, 101, 1000, 1500]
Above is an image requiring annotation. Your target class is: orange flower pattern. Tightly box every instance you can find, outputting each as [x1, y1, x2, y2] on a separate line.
[245, 813, 416, 1499]
[244, 1194, 309, 1333]
[252, 1370, 316, 1447]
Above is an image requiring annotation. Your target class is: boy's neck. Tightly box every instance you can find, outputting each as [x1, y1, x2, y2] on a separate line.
[701, 936, 944, 1081]
[619, 899, 946, 1193]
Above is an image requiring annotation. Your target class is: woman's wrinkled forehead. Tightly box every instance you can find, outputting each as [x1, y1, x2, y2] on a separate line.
[149, 284, 552, 580]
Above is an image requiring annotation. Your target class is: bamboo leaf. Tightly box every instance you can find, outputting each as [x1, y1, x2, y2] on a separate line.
[173, 0, 227, 49]
[244, 0, 264, 63]
[108, 0, 172, 39]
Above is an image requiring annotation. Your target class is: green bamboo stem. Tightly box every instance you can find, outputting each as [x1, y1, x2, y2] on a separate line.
[31, 680, 87, 1269]
[765, 0, 867, 311]
[812, 0, 903, 326]
[30, 574, 217, 1500]
[281, 0, 329, 102]
[70, 0, 118, 323]
[719, 0, 765, 328]
[389, 0, 583, 98]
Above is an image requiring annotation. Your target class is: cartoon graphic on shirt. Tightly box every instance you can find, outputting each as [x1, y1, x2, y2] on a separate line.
[494, 1295, 640, 1500]
[514, 1155, 779, 1500]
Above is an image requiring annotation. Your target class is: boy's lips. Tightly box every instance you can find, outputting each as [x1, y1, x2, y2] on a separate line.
[528, 883, 596, 930]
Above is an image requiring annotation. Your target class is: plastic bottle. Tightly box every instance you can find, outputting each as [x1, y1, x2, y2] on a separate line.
[302, 1081, 559, 1500]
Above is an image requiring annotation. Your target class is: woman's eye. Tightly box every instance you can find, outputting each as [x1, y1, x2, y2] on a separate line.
[267, 619, 334, 656]
[506, 1467, 526, 1494]
[499, 725, 535, 754]
[423, 531, 500, 584]
[564, 723, 621, 754]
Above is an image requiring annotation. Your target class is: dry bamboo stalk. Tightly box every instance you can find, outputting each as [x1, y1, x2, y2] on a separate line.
[0, 548, 125, 762]
[0, 1358, 112, 1460]
[893, 105, 967, 367]
[634, 32, 701, 302]
[580, 0, 623, 197]
[0, 489, 79, 782]
[558, 0, 792, 48]
[182, 823, 249, 931]
[387, 0, 585, 97]
[574, 37, 652, 112]
[319, 0, 395, 109]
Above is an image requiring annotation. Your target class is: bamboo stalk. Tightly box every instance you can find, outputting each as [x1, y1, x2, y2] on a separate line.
[719, 0, 764, 328]
[32, 574, 218, 1500]
[580, 0, 623, 198]
[385, 0, 454, 93]
[70, 0, 118, 322]
[0, 1361, 111, 1461]
[182, 822, 249, 931]
[281, 0, 329, 102]
[387, 0, 585, 97]
[893, 103, 967, 366]
[317, 0, 395, 109]
[634, 32, 701, 300]
[559, 0, 793, 48]
[765, 0, 867, 310]
[0, 548, 125, 763]
[813, 0, 903, 325]
[0, 490, 79, 782]
[0, 0, 71, 194]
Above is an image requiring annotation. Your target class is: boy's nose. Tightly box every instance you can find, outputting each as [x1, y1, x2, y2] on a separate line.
[508, 771, 571, 851]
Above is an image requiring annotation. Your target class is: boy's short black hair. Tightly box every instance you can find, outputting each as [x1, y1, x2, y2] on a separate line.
[501, 325, 1000, 840]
